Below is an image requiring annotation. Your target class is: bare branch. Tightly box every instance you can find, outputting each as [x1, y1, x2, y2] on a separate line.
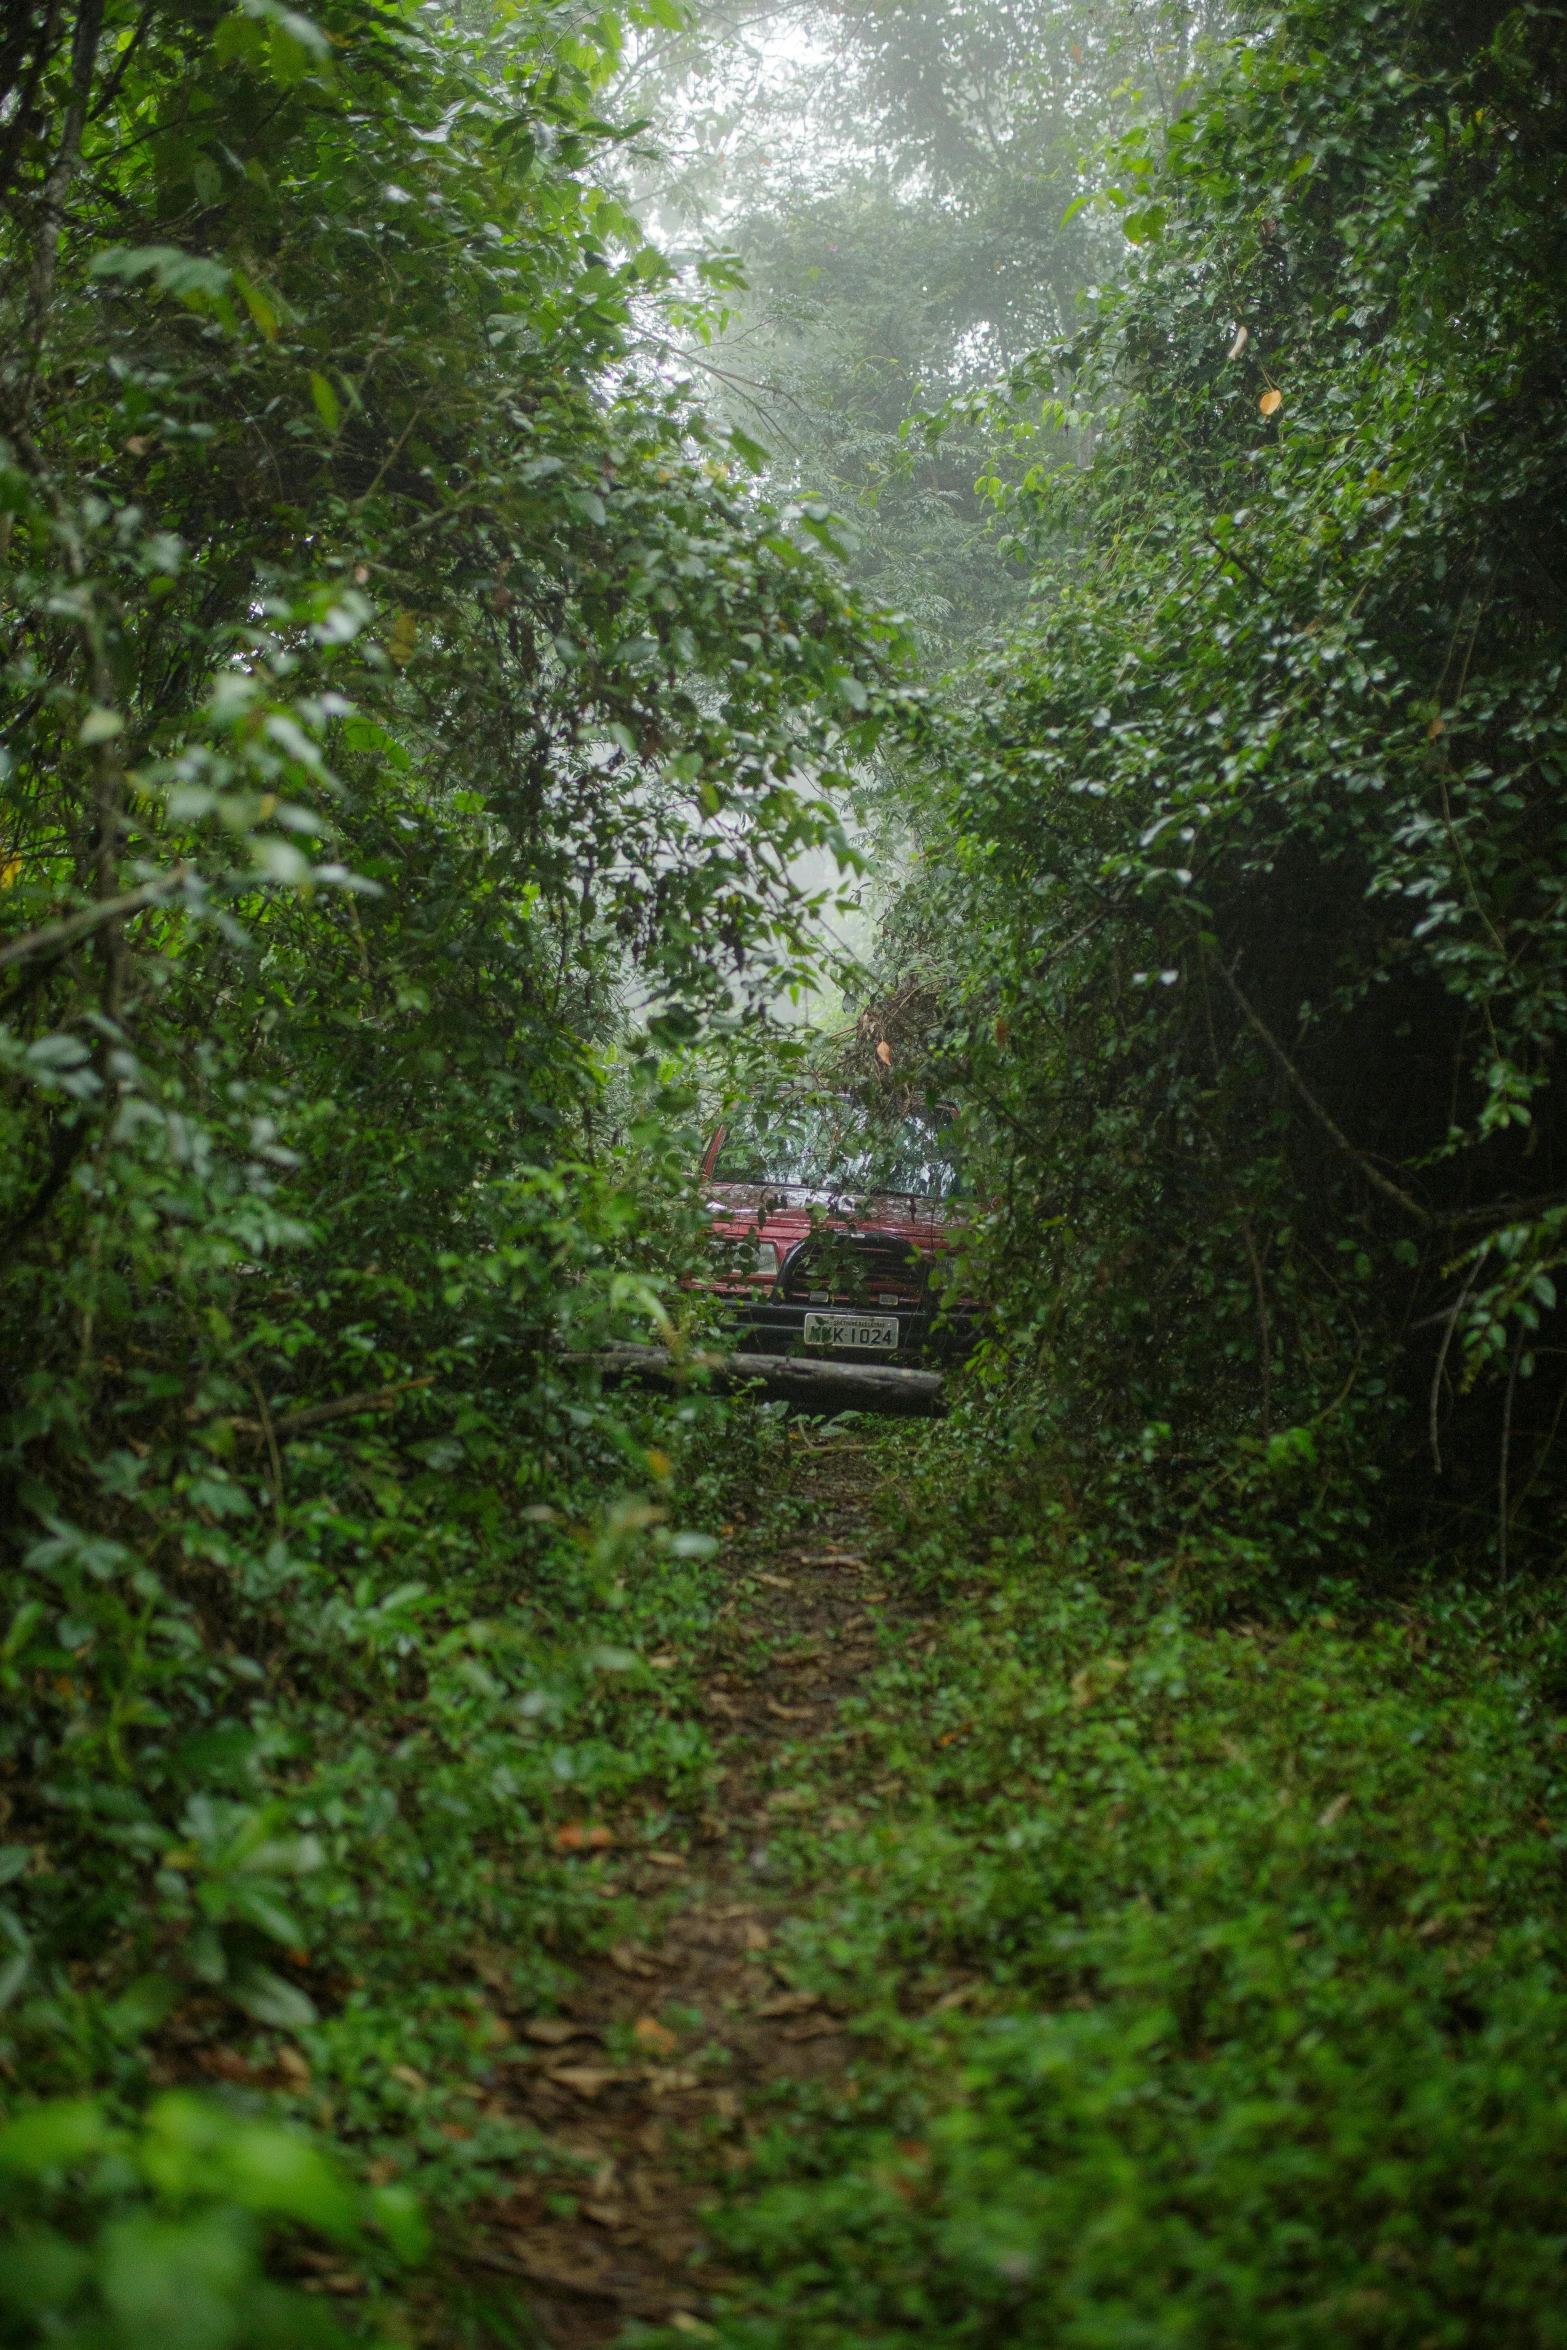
[223, 1377, 436, 1441]
[24, 0, 104, 403]
[1211, 954, 1434, 1227]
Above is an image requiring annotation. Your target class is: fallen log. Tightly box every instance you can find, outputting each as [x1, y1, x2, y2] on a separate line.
[569, 1343, 945, 1416]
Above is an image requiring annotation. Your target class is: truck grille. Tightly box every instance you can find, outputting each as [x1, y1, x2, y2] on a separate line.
[778, 1233, 927, 1310]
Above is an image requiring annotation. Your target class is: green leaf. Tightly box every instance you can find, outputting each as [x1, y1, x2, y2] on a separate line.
[309, 372, 342, 433]
[0, 2101, 113, 2177]
[218, 2126, 360, 2241]
[100, 2211, 252, 2350]
[140, 2096, 358, 2243]
[227, 1964, 318, 2028]
[104, 1974, 184, 2042]
[90, 246, 233, 306]
[727, 426, 772, 473]
[369, 2182, 431, 2265]
[235, 0, 333, 81]
[0, 2228, 91, 2320]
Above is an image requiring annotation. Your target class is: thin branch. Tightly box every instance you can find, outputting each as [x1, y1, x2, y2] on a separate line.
[86, 0, 152, 119]
[1210, 954, 1433, 1226]
[1, 1113, 85, 1249]
[628, 329, 819, 434]
[1427, 1268, 1483, 1478]
[246, 1370, 285, 1529]
[1499, 1322, 1523, 1599]
[1201, 530, 1276, 601]
[1237, 1211, 1272, 1441]
[0, 862, 190, 970]
[220, 1376, 436, 1441]
[23, 0, 104, 407]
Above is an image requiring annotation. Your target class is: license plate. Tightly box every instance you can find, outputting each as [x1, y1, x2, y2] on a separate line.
[803, 1311, 898, 1351]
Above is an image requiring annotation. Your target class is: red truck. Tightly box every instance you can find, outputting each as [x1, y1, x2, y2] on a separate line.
[696, 1095, 978, 1366]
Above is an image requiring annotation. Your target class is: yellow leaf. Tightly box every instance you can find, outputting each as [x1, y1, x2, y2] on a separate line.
[234, 270, 279, 340]
[1259, 387, 1283, 417]
[1, 856, 21, 888]
[388, 609, 417, 665]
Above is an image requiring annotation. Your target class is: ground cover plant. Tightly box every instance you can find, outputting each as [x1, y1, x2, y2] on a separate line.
[676, 1424, 1567, 2350]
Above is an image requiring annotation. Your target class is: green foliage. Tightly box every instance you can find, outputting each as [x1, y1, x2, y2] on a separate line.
[0, 2088, 426, 2346]
[0, 0, 903, 2329]
[682, 1438, 1567, 2347]
[890, 0, 1567, 1572]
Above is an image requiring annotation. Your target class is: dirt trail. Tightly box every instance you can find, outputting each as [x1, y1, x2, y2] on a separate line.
[459, 1433, 918, 2343]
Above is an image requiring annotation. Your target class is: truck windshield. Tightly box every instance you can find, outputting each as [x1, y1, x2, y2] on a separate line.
[712, 1102, 961, 1198]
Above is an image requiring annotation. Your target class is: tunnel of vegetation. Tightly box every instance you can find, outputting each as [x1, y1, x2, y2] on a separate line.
[2, 0, 1567, 2340]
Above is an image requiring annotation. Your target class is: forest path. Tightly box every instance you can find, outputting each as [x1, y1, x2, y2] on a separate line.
[458, 1429, 929, 2344]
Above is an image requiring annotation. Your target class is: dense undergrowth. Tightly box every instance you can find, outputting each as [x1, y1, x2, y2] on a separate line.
[884, 0, 1567, 1583]
[0, 0, 896, 2334]
[689, 1417, 1567, 2350]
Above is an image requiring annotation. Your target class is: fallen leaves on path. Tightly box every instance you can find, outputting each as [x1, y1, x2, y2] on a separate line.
[525, 2016, 598, 2046]
[755, 1990, 819, 2018]
[459, 1445, 926, 2343]
[557, 1821, 614, 1851]
[549, 2065, 627, 2100]
[609, 1941, 662, 1977]
[633, 2015, 680, 2056]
